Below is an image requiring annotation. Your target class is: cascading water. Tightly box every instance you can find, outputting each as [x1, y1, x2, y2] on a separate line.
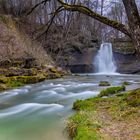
[94, 43, 117, 74]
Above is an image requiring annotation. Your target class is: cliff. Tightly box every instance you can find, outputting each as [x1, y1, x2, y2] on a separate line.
[66, 38, 140, 74]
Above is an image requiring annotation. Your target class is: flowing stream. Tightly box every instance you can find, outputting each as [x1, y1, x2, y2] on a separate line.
[0, 74, 140, 140]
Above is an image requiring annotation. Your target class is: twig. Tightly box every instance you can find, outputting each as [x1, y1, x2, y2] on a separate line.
[35, 6, 64, 39]
[27, 0, 50, 15]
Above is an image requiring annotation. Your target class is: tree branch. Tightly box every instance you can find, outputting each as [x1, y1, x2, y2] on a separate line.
[27, 0, 51, 15]
[57, 0, 130, 36]
[35, 6, 64, 39]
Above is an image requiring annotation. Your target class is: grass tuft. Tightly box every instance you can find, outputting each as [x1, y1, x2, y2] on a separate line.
[67, 88, 140, 140]
[98, 85, 125, 97]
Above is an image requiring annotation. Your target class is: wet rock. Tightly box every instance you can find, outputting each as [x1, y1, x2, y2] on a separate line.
[99, 81, 110, 86]
[122, 81, 131, 85]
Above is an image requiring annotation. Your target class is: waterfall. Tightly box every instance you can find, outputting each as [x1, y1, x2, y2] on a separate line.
[94, 43, 117, 74]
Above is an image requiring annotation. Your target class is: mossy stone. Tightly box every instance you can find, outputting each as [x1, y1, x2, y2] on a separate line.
[122, 81, 131, 85]
[98, 85, 125, 97]
[99, 81, 110, 86]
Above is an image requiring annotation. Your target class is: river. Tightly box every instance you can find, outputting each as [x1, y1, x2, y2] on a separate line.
[0, 74, 140, 140]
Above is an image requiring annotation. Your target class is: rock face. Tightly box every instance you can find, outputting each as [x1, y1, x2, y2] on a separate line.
[67, 38, 140, 74]
[112, 38, 140, 74]
[114, 52, 140, 74]
[67, 48, 97, 73]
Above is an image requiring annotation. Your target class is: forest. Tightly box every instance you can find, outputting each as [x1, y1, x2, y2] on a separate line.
[0, 0, 139, 140]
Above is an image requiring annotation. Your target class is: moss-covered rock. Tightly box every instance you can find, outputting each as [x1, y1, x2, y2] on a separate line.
[0, 74, 46, 91]
[9, 75, 46, 84]
[122, 81, 131, 85]
[99, 81, 110, 86]
[0, 60, 68, 92]
[0, 65, 67, 92]
[98, 85, 125, 97]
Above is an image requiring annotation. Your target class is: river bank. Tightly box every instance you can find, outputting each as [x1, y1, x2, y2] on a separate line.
[0, 15, 69, 92]
[0, 74, 139, 140]
[67, 86, 140, 140]
[0, 65, 68, 92]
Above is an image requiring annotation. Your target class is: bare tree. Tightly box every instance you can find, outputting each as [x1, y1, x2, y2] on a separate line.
[1, 0, 140, 55]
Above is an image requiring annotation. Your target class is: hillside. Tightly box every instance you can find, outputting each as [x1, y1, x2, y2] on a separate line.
[0, 15, 67, 91]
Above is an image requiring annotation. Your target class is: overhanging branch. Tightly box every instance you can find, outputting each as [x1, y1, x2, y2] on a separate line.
[57, 0, 130, 36]
[36, 6, 64, 39]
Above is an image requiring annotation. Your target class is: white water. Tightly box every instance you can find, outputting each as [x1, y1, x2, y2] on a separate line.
[94, 43, 117, 74]
[0, 75, 140, 140]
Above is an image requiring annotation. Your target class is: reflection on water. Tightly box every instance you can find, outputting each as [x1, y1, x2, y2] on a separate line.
[0, 74, 140, 140]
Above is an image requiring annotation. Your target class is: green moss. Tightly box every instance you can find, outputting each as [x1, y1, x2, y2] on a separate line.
[0, 74, 46, 91]
[122, 81, 131, 85]
[99, 81, 110, 86]
[123, 89, 140, 107]
[74, 125, 101, 140]
[0, 66, 65, 92]
[68, 98, 106, 139]
[68, 111, 102, 140]
[9, 75, 46, 84]
[68, 88, 140, 139]
[73, 98, 100, 111]
[98, 85, 125, 97]
[7, 81, 24, 88]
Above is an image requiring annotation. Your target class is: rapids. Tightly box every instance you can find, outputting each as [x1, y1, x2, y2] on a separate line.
[0, 74, 140, 140]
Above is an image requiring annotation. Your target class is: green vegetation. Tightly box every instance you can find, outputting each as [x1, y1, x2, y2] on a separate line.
[67, 88, 140, 140]
[99, 81, 110, 86]
[123, 89, 140, 107]
[122, 81, 131, 85]
[68, 111, 102, 140]
[68, 97, 103, 140]
[98, 85, 125, 97]
[0, 67, 66, 92]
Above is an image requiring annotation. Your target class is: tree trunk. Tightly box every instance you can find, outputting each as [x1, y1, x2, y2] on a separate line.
[122, 0, 140, 54]
[130, 26, 140, 54]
